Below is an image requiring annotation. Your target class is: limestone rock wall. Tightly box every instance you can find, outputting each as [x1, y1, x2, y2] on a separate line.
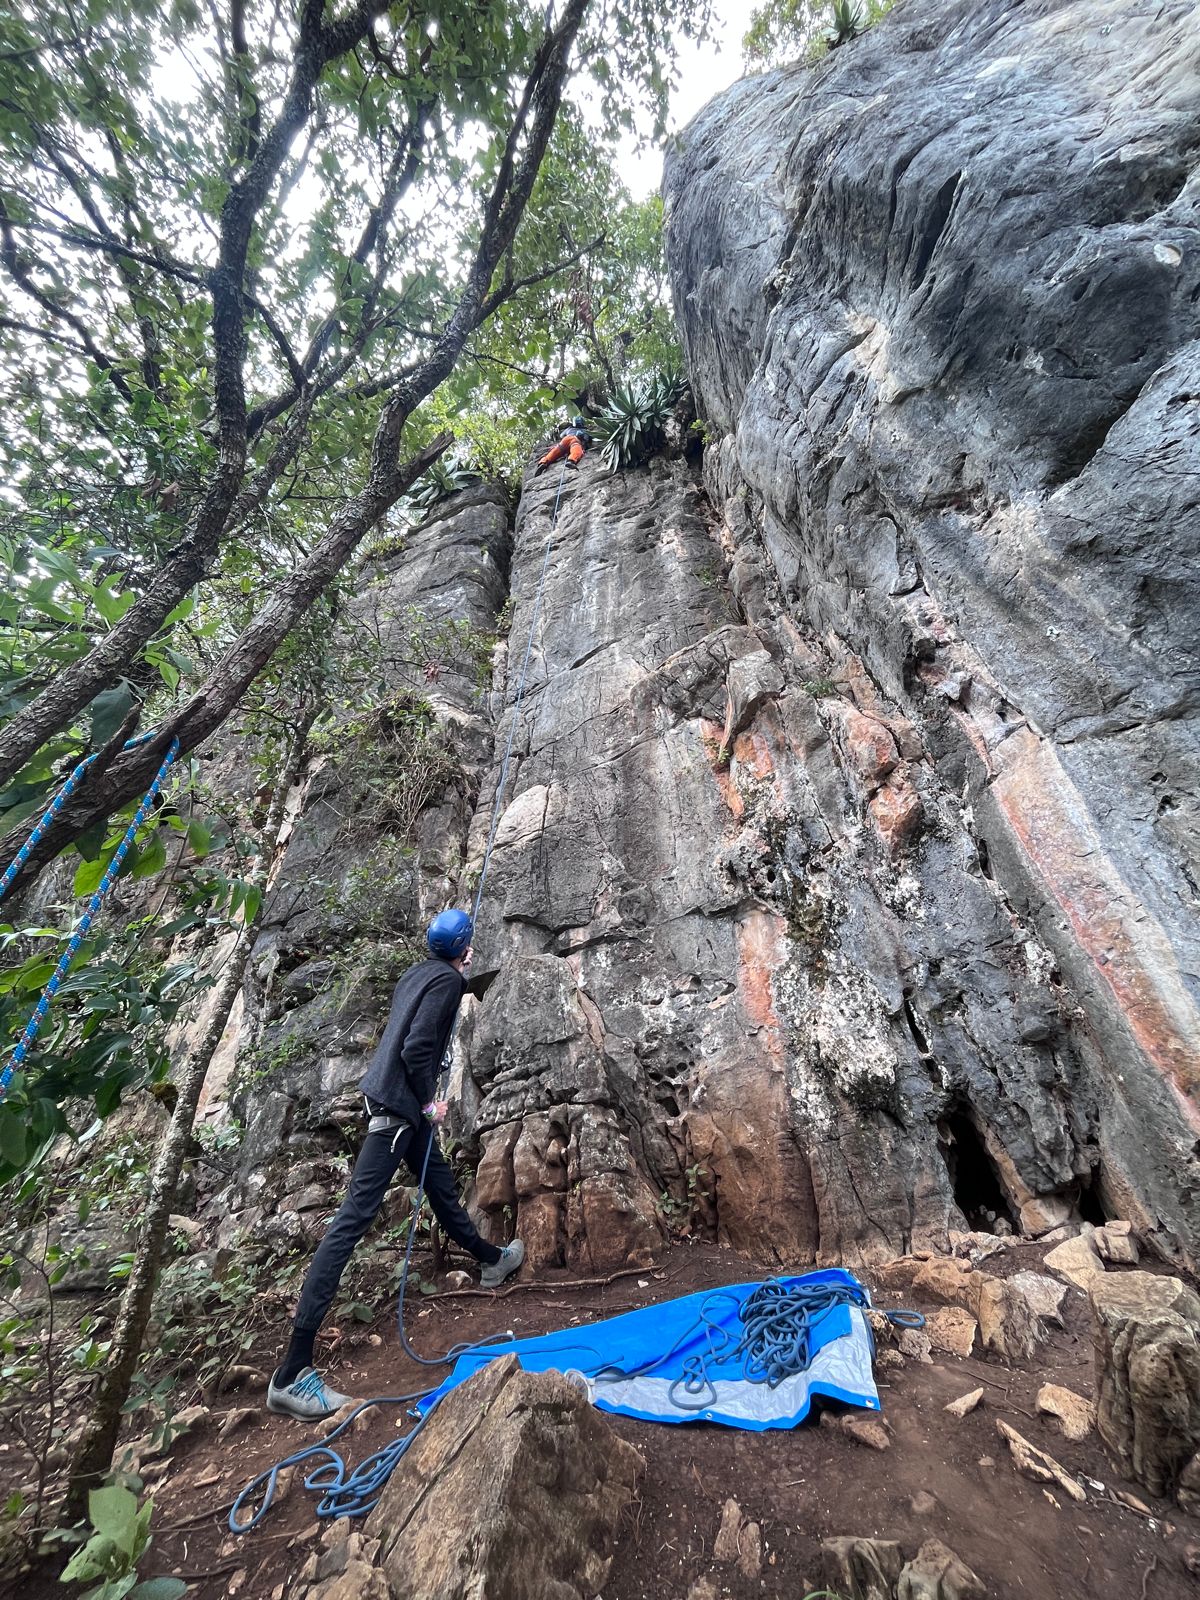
[456, 440, 1106, 1270]
[197, 485, 511, 1247]
[661, 0, 1200, 1262]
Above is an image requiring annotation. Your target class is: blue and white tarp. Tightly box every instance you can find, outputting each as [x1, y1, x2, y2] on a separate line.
[419, 1268, 880, 1431]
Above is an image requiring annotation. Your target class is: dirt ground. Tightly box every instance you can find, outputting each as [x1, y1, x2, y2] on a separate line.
[12, 1238, 1200, 1600]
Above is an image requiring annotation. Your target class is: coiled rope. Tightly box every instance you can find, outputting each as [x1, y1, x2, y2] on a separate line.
[0, 736, 180, 1104]
[229, 1389, 436, 1530]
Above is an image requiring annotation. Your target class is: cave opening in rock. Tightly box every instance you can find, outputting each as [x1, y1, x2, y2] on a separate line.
[1077, 1176, 1108, 1226]
[941, 1108, 1017, 1233]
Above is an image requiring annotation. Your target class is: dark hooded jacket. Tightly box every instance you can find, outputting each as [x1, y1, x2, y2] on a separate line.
[359, 957, 465, 1124]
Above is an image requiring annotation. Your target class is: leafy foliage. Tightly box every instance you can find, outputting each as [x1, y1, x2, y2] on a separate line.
[58, 1484, 184, 1600]
[596, 368, 688, 470]
[744, 0, 893, 64]
[0, 0, 712, 867]
[406, 456, 485, 513]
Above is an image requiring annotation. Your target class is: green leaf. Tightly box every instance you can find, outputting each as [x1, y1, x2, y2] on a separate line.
[130, 833, 167, 880]
[88, 1484, 140, 1552]
[60, 1538, 109, 1582]
[74, 852, 116, 897]
[131, 1581, 188, 1600]
[93, 576, 136, 626]
[0, 1114, 27, 1170]
[185, 820, 212, 858]
[89, 684, 136, 748]
[74, 822, 109, 862]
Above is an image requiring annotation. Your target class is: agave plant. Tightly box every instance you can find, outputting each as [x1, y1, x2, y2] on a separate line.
[596, 368, 689, 471]
[407, 455, 483, 511]
[826, 0, 865, 46]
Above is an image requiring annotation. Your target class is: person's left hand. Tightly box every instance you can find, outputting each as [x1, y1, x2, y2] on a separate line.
[423, 1100, 449, 1125]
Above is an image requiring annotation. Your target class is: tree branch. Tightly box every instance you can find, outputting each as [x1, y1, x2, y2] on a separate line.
[0, 199, 133, 400]
[0, 433, 453, 892]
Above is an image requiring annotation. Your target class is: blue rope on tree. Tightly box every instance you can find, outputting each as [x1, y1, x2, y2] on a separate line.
[0, 729, 159, 907]
[0, 736, 181, 1104]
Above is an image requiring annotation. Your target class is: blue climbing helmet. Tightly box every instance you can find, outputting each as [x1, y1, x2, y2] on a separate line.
[571, 415, 585, 427]
[427, 908, 473, 959]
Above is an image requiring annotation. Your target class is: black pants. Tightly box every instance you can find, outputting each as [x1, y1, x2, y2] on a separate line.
[293, 1120, 501, 1334]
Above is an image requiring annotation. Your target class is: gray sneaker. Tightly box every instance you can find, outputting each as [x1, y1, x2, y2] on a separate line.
[266, 1366, 352, 1422]
[480, 1239, 525, 1289]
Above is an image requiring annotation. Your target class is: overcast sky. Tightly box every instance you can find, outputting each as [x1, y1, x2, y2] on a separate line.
[613, 0, 748, 199]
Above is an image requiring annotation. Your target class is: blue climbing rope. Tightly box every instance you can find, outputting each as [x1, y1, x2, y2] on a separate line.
[0, 736, 180, 1104]
[229, 1389, 437, 1530]
[589, 1279, 888, 1412]
[0, 729, 159, 906]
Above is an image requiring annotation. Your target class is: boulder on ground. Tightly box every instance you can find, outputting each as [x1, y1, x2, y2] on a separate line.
[1089, 1272, 1200, 1500]
[367, 1354, 643, 1600]
[1044, 1231, 1104, 1289]
[897, 1538, 986, 1599]
[821, 1535, 905, 1600]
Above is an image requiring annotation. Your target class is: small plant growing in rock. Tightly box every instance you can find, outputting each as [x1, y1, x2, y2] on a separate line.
[701, 731, 733, 771]
[802, 676, 840, 698]
[826, 0, 865, 45]
[405, 454, 484, 512]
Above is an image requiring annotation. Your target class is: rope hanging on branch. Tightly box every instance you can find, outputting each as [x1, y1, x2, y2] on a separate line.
[0, 729, 160, 907]
[0, 736, 181, 1105]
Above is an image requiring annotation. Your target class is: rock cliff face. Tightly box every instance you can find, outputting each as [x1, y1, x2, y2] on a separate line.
[660, 0, 1200, 1262]
[202, 486, 510, 1244]
[200, 0, 1199, 1279]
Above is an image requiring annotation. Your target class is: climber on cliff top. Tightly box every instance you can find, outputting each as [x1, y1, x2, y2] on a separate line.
[266, 909, 525, 1422]
[534, 413, 592, 473]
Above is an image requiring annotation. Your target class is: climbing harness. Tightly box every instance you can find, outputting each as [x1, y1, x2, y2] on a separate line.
[0, 735, 180, 1105]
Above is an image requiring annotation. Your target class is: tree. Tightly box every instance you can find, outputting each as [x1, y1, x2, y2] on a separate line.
[743, 0, 892, 65]
[0, 0, 710, 895]
[63, 713, 311, 1518]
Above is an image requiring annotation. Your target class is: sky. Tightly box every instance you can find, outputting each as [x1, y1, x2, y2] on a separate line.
[613, 0, 749, 199]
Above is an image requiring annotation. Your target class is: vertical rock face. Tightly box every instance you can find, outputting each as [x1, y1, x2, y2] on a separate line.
[205, 486, 510, 1241]
[195, 0, 1199, 1278]
[660, 0, 1200, 1264]
[457, 443, 1098, 1269]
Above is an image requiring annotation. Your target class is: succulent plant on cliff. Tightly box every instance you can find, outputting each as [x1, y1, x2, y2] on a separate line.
[596, 368, 689, 470]
[826, 0, 866, 45]
[407, 456, 484, 512]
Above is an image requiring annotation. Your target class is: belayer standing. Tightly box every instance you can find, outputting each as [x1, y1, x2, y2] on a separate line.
[266, 909, 525, 1421]
[535, 413, 592, 473]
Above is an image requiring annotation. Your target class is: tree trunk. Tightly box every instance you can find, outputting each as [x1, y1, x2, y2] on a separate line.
[0, 431, 450, 896]
[62, 720, 310, 1521]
